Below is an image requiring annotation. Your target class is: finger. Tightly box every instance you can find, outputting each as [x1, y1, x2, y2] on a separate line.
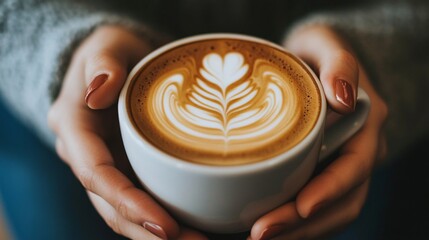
[82, 26, 152, 109]
[284, 26, 359, 114]
[249, 202, 303, 240]
[88, 191, 163, 240]
[177, 227, 209, 240]
[249, 181, 369, 240]
[272, 181, 370, 240]
[59, 123, 179, 239]
[318, 49, 359, 113]
[295, 125, 379, 219]
[84, 53, 127, 109]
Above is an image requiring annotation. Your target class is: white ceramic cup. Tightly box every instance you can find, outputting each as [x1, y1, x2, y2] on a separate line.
[118, 33, 370, 233]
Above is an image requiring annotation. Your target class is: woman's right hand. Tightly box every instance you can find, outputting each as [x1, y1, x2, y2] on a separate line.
[248, 25, 388, 240]
[48, 25, 207, 240]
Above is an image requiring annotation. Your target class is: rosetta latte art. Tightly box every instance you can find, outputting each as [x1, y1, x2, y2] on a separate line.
[148, 52, 301, 156]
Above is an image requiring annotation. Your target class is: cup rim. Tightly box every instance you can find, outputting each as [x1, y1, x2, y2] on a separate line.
[118, 33, 327, 175]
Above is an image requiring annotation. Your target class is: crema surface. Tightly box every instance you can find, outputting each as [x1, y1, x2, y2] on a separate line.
[129, 39, 321, 165]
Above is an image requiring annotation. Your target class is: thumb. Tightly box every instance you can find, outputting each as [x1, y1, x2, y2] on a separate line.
[83, 26, 152, 109]
[284, 26, 359, 114]
[318, 49, 359, 114]
[84, 53, 128, 109]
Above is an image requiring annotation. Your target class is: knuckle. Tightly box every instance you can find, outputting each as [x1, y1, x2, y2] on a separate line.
[88, 50, 112, 68]
[76, 167, 97, 193]
[116, 197, 130, 220]
[335, 49, 358, 71]
[105, 214, 123, 236]
[115, 186, 139, 220]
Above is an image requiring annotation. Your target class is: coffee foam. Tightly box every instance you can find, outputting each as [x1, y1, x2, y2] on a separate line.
[129, 39, 321, 165]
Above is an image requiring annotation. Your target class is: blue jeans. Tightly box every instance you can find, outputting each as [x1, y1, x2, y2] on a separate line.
[0, 101, 125, 240]
[0, 100, 391, 240]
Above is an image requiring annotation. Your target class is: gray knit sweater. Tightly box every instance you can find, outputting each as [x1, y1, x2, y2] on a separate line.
[1, 0, 428, 160]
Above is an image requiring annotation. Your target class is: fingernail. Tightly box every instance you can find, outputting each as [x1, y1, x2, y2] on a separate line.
[308, 201, 326, 218]
[85, 74, 108, 105]
[143, 222, 167, 240]
[335, 79, 355, 110]
[259, 224, 285, 240]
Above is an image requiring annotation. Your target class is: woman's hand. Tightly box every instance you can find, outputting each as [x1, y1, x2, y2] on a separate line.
[48, 25, 207, 240]
[248, 25, 388, 239]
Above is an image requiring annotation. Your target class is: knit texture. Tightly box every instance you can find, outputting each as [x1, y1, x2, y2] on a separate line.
[284, 1, 429, 158]
[0, 0, 165, 147]
[1, 0, 428, 159]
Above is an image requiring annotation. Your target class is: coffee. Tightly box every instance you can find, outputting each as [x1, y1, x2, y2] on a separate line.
[128, 38, 321, 166]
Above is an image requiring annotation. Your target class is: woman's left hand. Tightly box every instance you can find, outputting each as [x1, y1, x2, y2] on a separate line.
[248, 25, 388, 240]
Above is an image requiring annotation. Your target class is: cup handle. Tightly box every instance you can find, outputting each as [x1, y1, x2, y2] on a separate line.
[319, 87, 371, 161]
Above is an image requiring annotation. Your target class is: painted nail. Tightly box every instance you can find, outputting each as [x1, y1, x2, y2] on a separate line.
[259, 224, 285, 240]
[335, 79, 355, 110]
[308, 201, 326, 218]
[143, 222, 167, 240]
[85, 74, 108, 105]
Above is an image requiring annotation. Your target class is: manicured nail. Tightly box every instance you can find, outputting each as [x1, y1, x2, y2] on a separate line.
[85, 74, 108, 105]
[308, 201, 326, 218]
[335, 79, 355, 110]
[259, 224, 285, 240]
[143, 222, 167, 240]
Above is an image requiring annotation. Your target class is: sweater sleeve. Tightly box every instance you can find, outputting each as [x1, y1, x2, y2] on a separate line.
[283, 1, 429, 160]
[0, 0, 166, 148]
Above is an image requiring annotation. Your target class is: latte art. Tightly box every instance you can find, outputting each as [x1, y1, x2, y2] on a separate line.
[151, 52, 299, 151]
[129, 39, 321, 165]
